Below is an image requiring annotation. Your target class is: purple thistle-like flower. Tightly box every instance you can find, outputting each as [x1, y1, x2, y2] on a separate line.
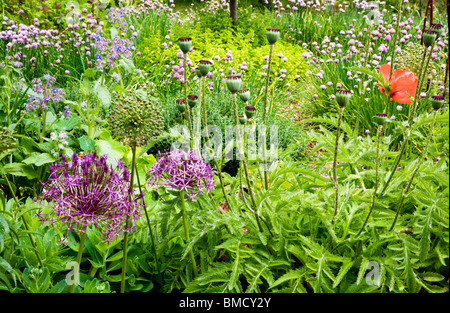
[148, 149, 215, 201]
[36, 152, 142, 243]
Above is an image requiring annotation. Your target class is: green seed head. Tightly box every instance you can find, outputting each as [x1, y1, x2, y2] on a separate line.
[430, 95, 445, 111]
[245, 105, 256, 119]
[226, 75, 242, 94]
[430, 23, 444, 38]
[375, 113, 388, 126]
[187, 94, 198, 108]
[198, 60, 212, 77]
[108, 93, 164, 146]
[239, 115, 247, 125]
[178, 37, 192, 54]
[176, 98, 186, 113]
[238, 88, 251, 102]
[266, 28, 280, 45]
[336, 89, 352, 108]
[423, 29, 437, 47]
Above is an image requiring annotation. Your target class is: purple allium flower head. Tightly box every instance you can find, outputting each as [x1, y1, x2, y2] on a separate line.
[36, 152, 142, 243]
[148, 149, 215, 201]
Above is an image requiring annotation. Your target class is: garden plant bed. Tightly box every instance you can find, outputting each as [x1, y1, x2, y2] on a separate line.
[0, 0, 448, 298]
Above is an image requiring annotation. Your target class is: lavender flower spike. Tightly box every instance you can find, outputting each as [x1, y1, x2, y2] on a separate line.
[148, 149, 215, 201]
[36, 152, 142, 243]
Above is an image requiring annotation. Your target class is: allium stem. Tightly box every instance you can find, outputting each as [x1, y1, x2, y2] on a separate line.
[357, 125, 382, 236]
[332, 106, 344, 224]
[134, 162, 161, 280]
[180, 190, 197, 278]
[389, 110, 437, 231]
[70, 232, 86, 293]
[121, 144, 137, 293]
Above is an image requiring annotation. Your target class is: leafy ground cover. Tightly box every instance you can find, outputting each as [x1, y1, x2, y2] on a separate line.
[0, 0, 448, 294]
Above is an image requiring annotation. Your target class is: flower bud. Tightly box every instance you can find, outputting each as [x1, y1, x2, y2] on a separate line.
[178, 37, 192, 54]
[266, 28, 280, 45]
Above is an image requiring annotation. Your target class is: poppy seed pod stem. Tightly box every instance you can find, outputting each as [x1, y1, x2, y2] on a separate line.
[183, 53, 193, 149]
[332, 106, 344, 225]
[357, 124, 383, 236]
[389, 110, 438, 231]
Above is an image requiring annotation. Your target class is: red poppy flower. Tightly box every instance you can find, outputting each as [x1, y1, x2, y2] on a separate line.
[378, 64, 418, 104]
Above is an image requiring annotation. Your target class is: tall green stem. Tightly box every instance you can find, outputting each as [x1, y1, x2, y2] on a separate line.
[332, 106, 344, 224]
[261, 44, 274, 190]
[184, 53, 193, 149]
[202, 77, 232, 211]
[121, 144, 136, 293]
[389, 110, 437, 231]
[180, 190, 197, 277]
[134, 162, 161, 280]
[357, 125, 382, 236]
[70, 232, 86, 293]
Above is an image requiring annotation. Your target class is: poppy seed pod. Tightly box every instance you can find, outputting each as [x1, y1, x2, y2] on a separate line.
[336, 89, 352, 107]
[245, 105, 256, 119]
[226, 75, 242, 94]
[178, 37, 192, 54]
[422, 29, 437, 47]
[195, 68, 202, 78]
[430, 95, 445, 111]
[176, 98, 186, 113]
[239, 115, 247, 125]
[187, 94, 198, 108]
[198, 60, 212, 77]
[430, 23, 444, 38]
[375, 113, 388, 126]
[238, 88, 251, 102]
[266, 28, 280, 45]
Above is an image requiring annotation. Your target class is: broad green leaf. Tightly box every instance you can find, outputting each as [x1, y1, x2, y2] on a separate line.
[79, 136, 95, 151]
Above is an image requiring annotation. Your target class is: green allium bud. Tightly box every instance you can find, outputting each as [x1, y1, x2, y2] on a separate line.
[226, 75, 242, 94]
[336, 89, 352, 107]
[430, 95, 445, 111]
[108, 94, 164, 146]
[266, 28, 280, 45]
[423, 29, 437, 47]
[396, 42, 425, 76]
[187, 95, 198, 108]
[198, 60, 212, 77]
[178, 37, 192, 54]
[238, 88, 251, 102]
